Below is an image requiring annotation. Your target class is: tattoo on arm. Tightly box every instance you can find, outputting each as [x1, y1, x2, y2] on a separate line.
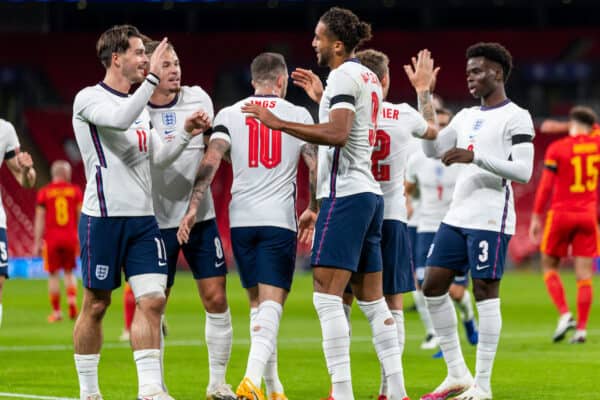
[188, 139, 229, 212]
[417, 90, 438, 127]
[301, 143, 319, 211]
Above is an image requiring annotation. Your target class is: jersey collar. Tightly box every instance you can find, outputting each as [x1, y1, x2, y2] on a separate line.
[98, 82, 129, 98]
[148, 93, 179, 109]
[480, 98, 511, 111]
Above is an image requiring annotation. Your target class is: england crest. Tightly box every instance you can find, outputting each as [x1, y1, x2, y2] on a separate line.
[162, 111, 176, 127]
[95, 264, 109, 280]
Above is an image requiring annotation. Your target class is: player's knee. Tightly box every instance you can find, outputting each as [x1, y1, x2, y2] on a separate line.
[137, 295, 166, 316]
[422, 281, 445, 297]
[202, 289, 228, 313]
[86, 297, 111, 320]
[472, 280, 498, 302]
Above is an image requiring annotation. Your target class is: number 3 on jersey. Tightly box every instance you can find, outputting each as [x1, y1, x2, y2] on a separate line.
[246, 117, 281, 169]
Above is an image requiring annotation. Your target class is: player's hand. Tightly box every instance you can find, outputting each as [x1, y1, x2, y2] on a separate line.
[148, 37, 169, 80]
[184, 110, 211, 136]
[177, 210, 196, 245]
[291, 68, 324, 104]
[16, 151, 34, 171]
[298, 208, 317, 246]
[404, 49, 438, 92]
[539, 119, 569, 135]
[430, 64, 441, 93]
[241, 103, 284, 130]
[529, 214, 543, 245]
[441, 148, 474, 166]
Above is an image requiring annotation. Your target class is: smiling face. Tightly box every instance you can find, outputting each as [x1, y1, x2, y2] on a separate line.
[156, 48, 181, 94]
[312, 21, 337, 67]
[466, 56, 502, 99]
[116, 37, 149, 84]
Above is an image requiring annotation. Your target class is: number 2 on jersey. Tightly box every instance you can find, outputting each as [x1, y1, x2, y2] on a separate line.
[570, 154, 600, 193]
[246, 117, 281, 169]
[371, 130, 390, 181]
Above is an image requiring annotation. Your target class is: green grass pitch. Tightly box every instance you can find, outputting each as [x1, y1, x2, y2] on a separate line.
[0, 270, 598, 399]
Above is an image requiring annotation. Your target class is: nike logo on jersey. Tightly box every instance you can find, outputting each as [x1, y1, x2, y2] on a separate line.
[215, 261, 225, 268]
[134, 119, 143, 125]
[164, 129, 176, 135]
[158, 261, 167, 267]
[0, 262, 7, 267]
[476, 264, 490, 271]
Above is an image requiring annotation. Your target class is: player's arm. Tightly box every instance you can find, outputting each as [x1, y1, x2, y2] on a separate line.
[6, 150, 36, 188]
[529, 147, 557, 244]
[75, 39, 169, 130]
[150, 110, 211, 168]
[298, 143, 319, 245]
[242, 105, 353, 147]
[177, 136, 231, 245]
[404, 49, 442, 141]
[539, 119, 568, 135]
[33, 205, 46, 257]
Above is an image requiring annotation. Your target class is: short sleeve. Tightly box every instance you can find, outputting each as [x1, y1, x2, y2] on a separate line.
[210, 108, 232, 144]
[544, 142, 559, 172]
[190, 86, 215, 121]
[405, 153, 420, 184]
[507, 109, 535, 145]
[1, 120, 20, 159]
[36, 188, 46, 207]
[328, 70, 359, 113]
[403, 105, 428, 138]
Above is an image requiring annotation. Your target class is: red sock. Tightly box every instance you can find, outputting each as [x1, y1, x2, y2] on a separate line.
[544, 271, 569, 315]
[576, 279, 593, 330]
[50, 293, 61, 313]
[124, 285, 136, 331]
[66, 285, 78, 318]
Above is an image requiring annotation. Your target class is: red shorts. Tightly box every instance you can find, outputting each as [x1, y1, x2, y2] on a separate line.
[43, 241, 78, 273]
[541, 210, 600, 258]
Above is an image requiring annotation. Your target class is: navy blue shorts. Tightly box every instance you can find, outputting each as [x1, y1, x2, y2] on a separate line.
[0, 228, 8, 278]
[382, 220, 415, 295]
[231, 226, 296, 291]
[160, 219, 227, 288]
[407, 225, 418, 266]
[79, 214, 168, 290]
[416, 231, 468, 287]
[311, 193, 384, 273]
[426, 223, 512, 280]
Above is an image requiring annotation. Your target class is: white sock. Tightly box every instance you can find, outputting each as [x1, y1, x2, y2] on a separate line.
[133, 349, 163, 396]
[378, 309, 404, 397]
[357, 298, 406, 398]
[474, 299, 501, 394]
[264, 345, 284, 396]
[425, 294, 469, 379]
[414, 290, 435, 335]
[159, 315, 167, 392]
[245, 300, 282, 387]
[313, 293, 353, 400]
[0, 303, 3, 328]
[206, 308, 233, 391]
[455, 290, 475, 322]
[343, 303, 352, 337]
[74, 353, 100, 397]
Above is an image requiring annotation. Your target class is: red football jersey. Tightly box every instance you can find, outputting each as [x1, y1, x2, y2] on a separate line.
[36, 181, 83, 243]
[534, 134, 600, 214]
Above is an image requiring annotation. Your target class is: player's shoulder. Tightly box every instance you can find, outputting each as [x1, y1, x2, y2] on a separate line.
[331, 61, 374, 85]
[73, 84, 104, 107]
[0, 118, 14, 132]
[180, 85, 211, 103]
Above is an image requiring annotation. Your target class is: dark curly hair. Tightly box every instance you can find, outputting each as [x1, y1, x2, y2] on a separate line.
[466, 42, 513, 83]
[320, 7, 372, 54]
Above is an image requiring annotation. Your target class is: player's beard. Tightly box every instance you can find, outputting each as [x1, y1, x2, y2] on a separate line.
[317, 46, 333, 67]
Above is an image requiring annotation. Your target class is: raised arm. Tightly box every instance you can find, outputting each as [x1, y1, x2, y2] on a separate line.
[150, 110, 211, 168]
[75, 38, 170, 130]
[291, 68, 324, 104]
[176, 137, 230, 244]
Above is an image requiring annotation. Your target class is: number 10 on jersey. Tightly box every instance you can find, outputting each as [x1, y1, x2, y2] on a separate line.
[246, 117, 282, 169]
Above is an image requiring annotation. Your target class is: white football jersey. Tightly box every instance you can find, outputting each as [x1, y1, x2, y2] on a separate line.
[73, 80, 190, 217]
[211, 95, 313, 231]
[316, 60, 383, 199]
[0, 119, 20, 229]
[440, 101, 535, 234]
[406, 151, 461, 232]
[376, 102, 428, 222]
[148, 86, 216, 229]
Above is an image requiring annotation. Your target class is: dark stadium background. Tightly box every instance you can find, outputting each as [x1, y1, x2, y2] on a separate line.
[1, 0, 599, 271]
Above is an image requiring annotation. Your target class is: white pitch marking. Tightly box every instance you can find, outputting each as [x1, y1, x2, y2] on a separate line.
[0, 392, 78, 400]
